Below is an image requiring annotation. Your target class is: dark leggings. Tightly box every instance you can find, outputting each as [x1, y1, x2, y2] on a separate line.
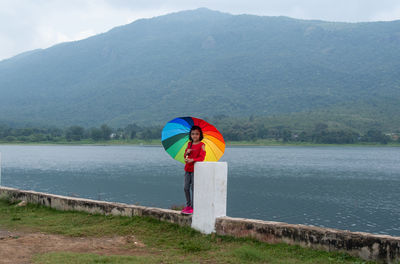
[184, 171, 194, 207]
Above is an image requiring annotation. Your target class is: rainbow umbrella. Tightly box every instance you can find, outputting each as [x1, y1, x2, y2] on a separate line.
[162, 117, 225, 164]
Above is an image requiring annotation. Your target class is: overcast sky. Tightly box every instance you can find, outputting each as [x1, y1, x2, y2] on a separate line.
[1, 0, 400, 61]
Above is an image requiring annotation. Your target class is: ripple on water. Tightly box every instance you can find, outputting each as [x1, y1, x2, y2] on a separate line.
[0, 145, 399, 236]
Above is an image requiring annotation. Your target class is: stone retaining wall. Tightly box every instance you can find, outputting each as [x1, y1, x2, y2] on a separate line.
[215, 216, 400, 263]
[0, 187, 191, 227]
[1, 187, 399, 263]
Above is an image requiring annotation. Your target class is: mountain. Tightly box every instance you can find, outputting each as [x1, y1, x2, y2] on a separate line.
[1, 8, 399, 130]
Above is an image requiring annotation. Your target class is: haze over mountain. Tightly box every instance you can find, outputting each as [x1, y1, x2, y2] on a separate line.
[1, 8, 399, 130]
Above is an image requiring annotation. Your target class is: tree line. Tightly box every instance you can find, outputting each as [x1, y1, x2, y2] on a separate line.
[212, 119, 397, 144]
[0, 124, 161, 143]
[0, 120, 398, 144]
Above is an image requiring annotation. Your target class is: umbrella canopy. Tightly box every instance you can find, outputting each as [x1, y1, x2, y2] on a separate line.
[162, 117, 225, 164]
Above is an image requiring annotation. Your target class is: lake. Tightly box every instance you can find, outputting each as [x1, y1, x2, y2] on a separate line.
[0, 145, 399, 236]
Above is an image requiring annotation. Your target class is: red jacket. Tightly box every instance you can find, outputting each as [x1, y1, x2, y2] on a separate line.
[184, 141, 206, 172]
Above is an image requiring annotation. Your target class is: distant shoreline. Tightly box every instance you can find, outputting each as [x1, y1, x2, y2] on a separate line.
[0, 139, 399, 147]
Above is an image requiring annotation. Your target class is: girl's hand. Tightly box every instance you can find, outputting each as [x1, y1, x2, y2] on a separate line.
[186, 149, 192, 154]
[185, 158, 194, 163]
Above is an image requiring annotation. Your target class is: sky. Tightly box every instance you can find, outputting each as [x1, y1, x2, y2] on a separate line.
[1, 0, 400, 61]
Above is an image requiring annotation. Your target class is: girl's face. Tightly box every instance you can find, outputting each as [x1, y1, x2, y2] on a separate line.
[191, 129, 201, 142]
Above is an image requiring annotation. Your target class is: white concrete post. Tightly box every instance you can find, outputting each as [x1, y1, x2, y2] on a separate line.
[191, 162, 227, 234]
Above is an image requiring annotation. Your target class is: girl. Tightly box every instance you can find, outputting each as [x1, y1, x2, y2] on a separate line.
[181, 125, 206, 215]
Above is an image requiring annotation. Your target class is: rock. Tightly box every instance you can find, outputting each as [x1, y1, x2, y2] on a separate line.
[16, 201, 27, 207]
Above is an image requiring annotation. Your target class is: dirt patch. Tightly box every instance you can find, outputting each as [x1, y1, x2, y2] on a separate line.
[0, 229, 146, 264]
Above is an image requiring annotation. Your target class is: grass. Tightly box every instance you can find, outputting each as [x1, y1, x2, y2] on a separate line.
[32, 252, 160, 264]
[0, 199, 376, 264]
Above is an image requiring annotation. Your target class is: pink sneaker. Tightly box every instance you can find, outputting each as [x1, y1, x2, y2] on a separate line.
[181, 206, 189, 214]
[181, 206, 193, 215]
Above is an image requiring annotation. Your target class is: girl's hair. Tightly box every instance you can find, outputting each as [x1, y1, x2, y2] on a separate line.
[189, 126, 204, 142]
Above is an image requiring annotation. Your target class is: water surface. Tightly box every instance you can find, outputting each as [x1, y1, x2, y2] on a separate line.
[0, 145, 399, 236]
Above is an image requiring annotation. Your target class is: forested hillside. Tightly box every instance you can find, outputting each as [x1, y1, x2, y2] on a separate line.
[0, 8, 399, 132]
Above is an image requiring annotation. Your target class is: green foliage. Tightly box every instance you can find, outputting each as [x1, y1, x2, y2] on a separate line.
[89, 127, 102, 140]
[100, 124, 112, 140]
[0, 118, 398, 144]
[65, 126, 84, 141]
[0, 9, 399, 128]
[363, 129, 390, 144]
[209, 116, 399, 144]
[0, 123, 162, 144]
[5, 136, 16, 142]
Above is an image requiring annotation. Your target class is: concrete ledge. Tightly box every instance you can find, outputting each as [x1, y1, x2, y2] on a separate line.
[215, 216, 400, 263]
[0, 187, 191, 227]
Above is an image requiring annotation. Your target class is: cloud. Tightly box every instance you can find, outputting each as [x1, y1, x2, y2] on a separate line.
[370, 4, 400, 21]
[0, 0, 173, 60]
